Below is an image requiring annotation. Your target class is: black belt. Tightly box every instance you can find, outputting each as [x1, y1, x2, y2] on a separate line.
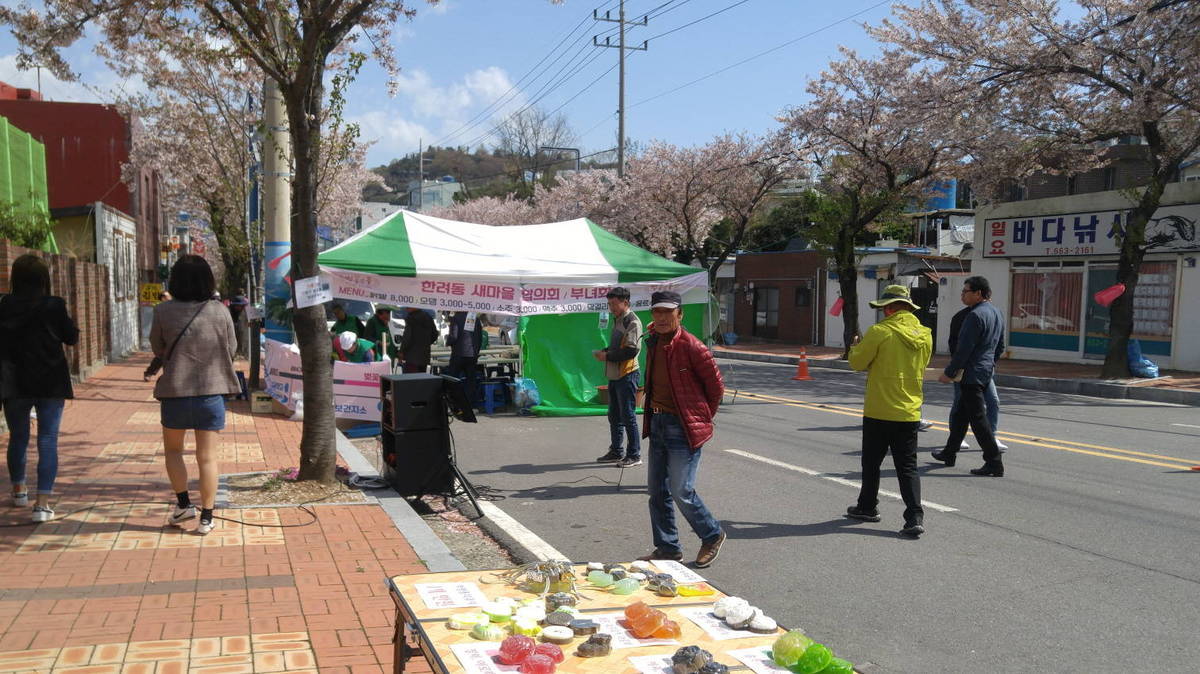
[650, 406, 675, 415]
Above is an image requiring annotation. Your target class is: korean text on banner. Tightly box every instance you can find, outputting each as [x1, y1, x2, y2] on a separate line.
[263, 338, 389, 421]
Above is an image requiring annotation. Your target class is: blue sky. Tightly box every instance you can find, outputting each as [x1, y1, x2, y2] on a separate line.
[0, 0, 895, 168]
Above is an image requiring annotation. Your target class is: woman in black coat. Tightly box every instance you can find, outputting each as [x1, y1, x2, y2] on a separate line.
[0, 254, 80, 523]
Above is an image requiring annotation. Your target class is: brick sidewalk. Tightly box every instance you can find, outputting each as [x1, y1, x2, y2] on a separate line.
[0, 355, 431, 673]
[716, 343, 1200, 390]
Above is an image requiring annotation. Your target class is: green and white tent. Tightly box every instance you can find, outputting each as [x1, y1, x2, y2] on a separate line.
[318, 209, 710, 415]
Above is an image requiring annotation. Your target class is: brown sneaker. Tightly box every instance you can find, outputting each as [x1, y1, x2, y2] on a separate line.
[695, 532, 726, 568]
[636, 548, 683, 562]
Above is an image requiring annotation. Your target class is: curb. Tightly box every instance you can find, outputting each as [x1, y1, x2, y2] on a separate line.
[472, 501, 568, 565]
[334, 430, 466, 572]
[715, 349, 1200, 407]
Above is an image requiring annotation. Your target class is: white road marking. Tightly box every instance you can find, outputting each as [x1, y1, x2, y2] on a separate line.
[725, 448, 960, 513]
[477, 501, 570, 562]
[1171, 423, 1200, 429]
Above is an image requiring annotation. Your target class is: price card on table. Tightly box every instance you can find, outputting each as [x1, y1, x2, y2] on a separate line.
[448, 643, 516, 674]
[414, 582, 489, 609]
[678, 606, 759, 641]
[651, 560, 706, 584]
[727, 646, 790, 674]
[627, 654, 675, 673]
[592, 612, 679, 649]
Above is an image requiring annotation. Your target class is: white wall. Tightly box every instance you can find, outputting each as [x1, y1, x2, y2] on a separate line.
[1172, 255, 1200, 371]
[95, 203, 139, 361]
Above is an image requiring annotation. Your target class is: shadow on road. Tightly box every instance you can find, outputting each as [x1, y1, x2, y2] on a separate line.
[722, 517, 900, 540]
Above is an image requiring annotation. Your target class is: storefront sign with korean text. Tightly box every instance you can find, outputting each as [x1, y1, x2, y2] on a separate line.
[984, 204, 1199, 257]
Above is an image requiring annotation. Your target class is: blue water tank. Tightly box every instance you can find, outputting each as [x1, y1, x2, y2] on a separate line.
[926, 179, 957, 210]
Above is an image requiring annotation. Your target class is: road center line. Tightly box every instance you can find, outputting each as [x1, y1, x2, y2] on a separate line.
[725, 448, 959, 513]
[735, 390, 1198, 468]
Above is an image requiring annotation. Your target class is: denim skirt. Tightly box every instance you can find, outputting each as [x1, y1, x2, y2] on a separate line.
[160, 395, 226, 431]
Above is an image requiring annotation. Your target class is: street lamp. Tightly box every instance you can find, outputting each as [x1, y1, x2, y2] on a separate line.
[540, 146, 581, 172]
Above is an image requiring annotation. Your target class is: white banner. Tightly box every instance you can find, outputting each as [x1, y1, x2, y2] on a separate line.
[322, 267, 709, 316]
[294, 275, 334, 308]
[984, 203, 1199, 257]
[263, 338, 389, 421]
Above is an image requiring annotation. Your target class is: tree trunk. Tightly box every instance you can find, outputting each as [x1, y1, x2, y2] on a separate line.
[287, 84, 338, 485]
[834, 227, 860, 359]
[1099, 181, 1162, 379]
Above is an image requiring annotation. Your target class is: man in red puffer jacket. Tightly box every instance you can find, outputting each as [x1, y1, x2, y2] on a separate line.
[635, 290, 726, 568]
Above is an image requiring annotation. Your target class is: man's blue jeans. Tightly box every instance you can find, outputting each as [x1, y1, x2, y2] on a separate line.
[5, 398, 65, 495]
[607, 372, 641, 459]
[647, 413, 722, 555]
[950, 377, 999, 432]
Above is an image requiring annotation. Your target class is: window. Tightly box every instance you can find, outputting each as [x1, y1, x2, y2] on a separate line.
[794, 285, 811, 308]
[1009, 270, 1083, 352]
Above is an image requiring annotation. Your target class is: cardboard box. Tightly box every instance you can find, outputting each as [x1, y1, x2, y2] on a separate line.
[250, 391, 273, 414]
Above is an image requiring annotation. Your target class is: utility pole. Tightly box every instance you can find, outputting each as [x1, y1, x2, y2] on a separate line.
[417, 138, 424, 211]
[594, 0, 647, 177]
[262, 74, 292, 345]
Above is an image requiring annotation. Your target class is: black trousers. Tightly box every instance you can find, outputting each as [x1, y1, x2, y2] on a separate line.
[859, 417, 924, 527]
[944, 381, 1003, 465]
[447, 355, 479, 402]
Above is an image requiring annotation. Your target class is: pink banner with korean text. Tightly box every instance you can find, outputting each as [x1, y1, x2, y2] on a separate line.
[321, 267, 710, 316]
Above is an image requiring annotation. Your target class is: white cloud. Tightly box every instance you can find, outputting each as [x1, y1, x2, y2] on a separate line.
[350, 110, 435, 164]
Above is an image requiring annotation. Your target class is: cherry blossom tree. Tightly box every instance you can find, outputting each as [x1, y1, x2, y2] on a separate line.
[778, 49, 978, 355]
[120, 54, 379, 297]
[0, 0, 439, 483]
[871, 0, 1200, 376]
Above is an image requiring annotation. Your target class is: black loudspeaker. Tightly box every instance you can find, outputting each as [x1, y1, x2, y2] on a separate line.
[381, 429, 453, 496]
[381, 374, 447, 432]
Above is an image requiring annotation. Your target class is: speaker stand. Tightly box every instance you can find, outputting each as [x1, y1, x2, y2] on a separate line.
[447, 459, 482, 519]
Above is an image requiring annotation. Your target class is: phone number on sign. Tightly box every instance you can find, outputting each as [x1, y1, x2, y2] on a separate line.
[1043, 245, 1094, 255]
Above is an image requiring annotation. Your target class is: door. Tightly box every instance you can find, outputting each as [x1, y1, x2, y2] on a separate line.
[752, 287, 779, 339]
[1084, 261, 1175, 359]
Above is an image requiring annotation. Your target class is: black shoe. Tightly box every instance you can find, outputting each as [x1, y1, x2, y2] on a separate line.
[617, 456, 643, 468]
[930, 451, 956, 467]
[636, 548, 683, 562]
[899, 523, 925, 538]
[970, 463, 1004, 477]
[596, 450, 624, 463]
[845, 505, 881, 522]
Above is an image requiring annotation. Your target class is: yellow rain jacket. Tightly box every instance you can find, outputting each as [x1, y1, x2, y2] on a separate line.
[848, 310, 932, 422]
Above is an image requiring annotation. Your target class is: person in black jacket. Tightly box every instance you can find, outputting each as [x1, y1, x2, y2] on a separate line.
[946, 303, 1005, 452]
[0, 255, 80, 523]
[399, 307, 438, 373]
[445, 311, 483, 401]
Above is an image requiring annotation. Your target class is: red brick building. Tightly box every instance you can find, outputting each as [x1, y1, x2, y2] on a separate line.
[733, 250, 827, 345]
[0, 84, 162, 282]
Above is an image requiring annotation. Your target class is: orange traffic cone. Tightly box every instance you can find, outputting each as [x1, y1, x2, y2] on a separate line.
[792, 348, 813, 381]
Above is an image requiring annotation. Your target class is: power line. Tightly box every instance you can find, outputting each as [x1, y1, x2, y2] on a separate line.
[631, 0, 892, 108]
[643, 0, 753, 42]
[433, 1, 622, 148]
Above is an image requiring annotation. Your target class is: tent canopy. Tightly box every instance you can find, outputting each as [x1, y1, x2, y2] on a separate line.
[319, 209, 699, 285]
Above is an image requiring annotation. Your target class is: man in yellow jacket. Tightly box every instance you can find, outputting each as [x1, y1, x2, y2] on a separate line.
[845, 285, 933, 537]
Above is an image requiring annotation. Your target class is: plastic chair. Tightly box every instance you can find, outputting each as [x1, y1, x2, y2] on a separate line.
[478, 380, 509, 415]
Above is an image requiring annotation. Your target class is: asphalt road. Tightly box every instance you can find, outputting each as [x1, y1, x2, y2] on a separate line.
[445, 359, 1200, 673]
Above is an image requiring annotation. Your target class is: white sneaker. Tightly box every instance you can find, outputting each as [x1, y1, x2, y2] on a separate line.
[167, 505, 196, 526]
[31, 505, 54, 523]
[960, 441, 971, 450]
[196, 517, 216, 535]
[12, 492, 28, 507]
[918, 420, 933, 431]
[997, 441, 1009, 452]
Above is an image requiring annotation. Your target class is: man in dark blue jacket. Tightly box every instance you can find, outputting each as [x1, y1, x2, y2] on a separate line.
[931, 276, 1006, 476]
